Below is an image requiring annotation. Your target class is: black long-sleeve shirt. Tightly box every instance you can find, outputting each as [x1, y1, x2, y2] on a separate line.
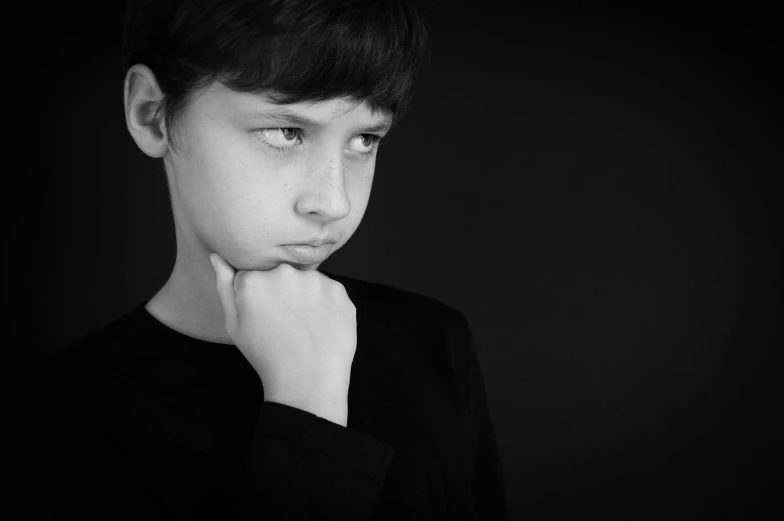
[28, 270, 509, 520]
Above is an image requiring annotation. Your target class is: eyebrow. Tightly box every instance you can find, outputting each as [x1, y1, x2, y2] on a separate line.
[255, 109, 393, 134]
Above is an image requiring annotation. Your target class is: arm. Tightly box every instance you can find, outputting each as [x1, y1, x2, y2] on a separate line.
[238, 402, 394, 520]
[459, 314, 511, 520]
[209, 257, 397, 518]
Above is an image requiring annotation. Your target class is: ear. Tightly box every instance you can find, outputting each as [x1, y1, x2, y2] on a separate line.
[124, 64, 169, 158]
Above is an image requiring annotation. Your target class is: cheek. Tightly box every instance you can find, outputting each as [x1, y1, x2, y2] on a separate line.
[178, 128, 287, 248]
[345, 166, 375, 222]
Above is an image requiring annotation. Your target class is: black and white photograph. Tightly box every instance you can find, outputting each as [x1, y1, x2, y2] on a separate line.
[8, 1, 780, 519]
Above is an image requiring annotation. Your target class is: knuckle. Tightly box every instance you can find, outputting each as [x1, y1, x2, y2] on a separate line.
[233, 271, 250, 293]
[232, 274, 242, 291]
[277, 262, 296, 274]
[333, 280, 349, 296]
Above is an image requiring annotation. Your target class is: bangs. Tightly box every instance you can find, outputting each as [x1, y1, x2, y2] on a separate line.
[224, 1, 427, 120]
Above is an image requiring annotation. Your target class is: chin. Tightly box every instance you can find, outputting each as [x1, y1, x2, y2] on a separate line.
[253, 259, 322, 272]
[286, 261, 323, 271]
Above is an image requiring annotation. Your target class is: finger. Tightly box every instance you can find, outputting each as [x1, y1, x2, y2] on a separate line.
[209, 253, 238, 333]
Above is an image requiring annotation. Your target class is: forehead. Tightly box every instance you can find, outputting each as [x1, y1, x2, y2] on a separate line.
[192, 81, 391, 127]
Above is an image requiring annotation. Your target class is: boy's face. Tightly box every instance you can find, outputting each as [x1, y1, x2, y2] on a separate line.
[164, 82, 391, 272]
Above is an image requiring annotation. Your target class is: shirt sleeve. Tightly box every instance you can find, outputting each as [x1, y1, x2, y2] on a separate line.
[238, 402, 395, 520]
[458, 313, 511, 520]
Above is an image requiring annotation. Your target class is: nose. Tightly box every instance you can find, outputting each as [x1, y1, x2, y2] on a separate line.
[295, 150, 352, 223]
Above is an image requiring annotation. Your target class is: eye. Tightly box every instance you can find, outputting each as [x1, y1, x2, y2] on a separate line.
[348, 134, 381, 156]
[256, 128, 302, 151]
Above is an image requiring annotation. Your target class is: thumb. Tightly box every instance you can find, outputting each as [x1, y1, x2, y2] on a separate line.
[210, 253, 238, 334]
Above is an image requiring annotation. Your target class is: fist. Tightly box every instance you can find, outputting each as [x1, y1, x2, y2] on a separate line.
[210, 253, 356, 423]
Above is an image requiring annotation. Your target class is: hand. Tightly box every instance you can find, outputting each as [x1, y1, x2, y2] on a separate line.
[210, 253, 356, 426]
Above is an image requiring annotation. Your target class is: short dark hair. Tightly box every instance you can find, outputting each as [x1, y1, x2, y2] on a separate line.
[123, 0, 429, 147]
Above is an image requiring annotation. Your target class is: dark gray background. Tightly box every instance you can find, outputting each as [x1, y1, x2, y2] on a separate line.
[9, 3, 780, 519]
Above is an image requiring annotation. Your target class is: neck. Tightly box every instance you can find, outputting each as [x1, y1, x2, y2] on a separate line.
[145, 240, 233, 345]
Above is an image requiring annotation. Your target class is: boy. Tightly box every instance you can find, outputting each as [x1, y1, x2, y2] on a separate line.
[32, 0, 509, 519]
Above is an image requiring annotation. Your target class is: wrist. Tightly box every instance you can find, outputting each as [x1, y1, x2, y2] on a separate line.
[265, 395, 348, 427]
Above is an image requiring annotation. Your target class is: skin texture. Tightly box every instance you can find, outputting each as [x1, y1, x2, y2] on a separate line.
[124, 65, 390, 346]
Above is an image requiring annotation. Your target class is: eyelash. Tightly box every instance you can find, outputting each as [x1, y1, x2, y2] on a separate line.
[255, 128, 382, 158]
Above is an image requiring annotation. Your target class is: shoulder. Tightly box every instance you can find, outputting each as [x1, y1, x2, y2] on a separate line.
[321, 269, 473, 340]
[44, 303, 149, 384]
[322, 271, 479, 412]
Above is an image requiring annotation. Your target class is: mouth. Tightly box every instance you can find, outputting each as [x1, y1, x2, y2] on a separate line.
[281, 243, 334, 264]
[295, 237, 335, 247]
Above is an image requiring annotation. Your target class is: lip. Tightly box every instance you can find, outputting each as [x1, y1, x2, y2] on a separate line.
[281, 243, 334, 264]
[297, 238, 334, 247]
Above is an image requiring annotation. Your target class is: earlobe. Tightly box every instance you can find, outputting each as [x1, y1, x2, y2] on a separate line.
[124, 64, 168, 158]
